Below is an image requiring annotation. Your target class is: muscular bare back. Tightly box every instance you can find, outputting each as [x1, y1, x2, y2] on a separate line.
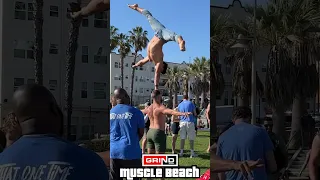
[147, 36, 165, 64]
[147, 104, 166, 131]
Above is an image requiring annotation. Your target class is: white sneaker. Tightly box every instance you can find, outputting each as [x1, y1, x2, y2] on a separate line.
[190, 153, 198, 158]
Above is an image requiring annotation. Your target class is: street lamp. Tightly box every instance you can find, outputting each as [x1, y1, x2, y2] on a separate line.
[231, 33, 256, 125]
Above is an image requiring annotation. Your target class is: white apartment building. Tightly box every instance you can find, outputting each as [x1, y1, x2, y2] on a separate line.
[212, 0, 315, 115]
[110, 52, 191, 105]
[0, 0, 110, 140]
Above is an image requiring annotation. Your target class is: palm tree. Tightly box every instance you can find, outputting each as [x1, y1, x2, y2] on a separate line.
[189, 57, 210, 109]
[181, 68, 190, 97]
[33, 0, 44, 85]
[128, 26, 149, 105]
[165, 66, 180, 108]
[116, 33, 131, 88]
[110, 26, 119, 51]
[65, 1, 83, 140]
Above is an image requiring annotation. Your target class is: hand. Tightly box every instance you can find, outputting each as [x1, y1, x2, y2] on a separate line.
[184, 112, 192, 117]
[235, 159, 263, 180]
[132, 64, 139, 68]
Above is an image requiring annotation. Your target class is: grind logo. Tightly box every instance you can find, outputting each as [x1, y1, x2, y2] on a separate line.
[0, 161, 74, 180]
[119, 166, 200, 179]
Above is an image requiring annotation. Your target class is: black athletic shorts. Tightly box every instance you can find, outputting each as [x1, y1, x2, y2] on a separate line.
[171, 122, 180, 135]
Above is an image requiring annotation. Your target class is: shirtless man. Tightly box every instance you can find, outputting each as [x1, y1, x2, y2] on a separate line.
[142, 90, 191, 154]
[70, 0, 110, 19]
[128, 4, 186, 90]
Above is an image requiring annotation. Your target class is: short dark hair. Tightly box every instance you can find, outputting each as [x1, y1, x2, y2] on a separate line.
[161, 62, 168, 74]
[151, 90, 161, 99]
[232, 106, 252, 121]
[183, 94, 188, 100]
[114, 88, 130, 104]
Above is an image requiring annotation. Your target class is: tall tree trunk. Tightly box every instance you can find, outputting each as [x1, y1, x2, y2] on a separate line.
[65, 4, 82, 140]
[272, 106, 285, 138]
[195, 93, 200, 107]
[201, 92, 205, 109]
[288, 97, 307, 149]
[173, 92, 178, 108]
[33, 0, 43, 85]
[130, 52, 138, 105]
[168, 90, 173, 109]
[237, 95, 249, 107]
[120, 57, 124, 88]
[184, 79, 188, 96]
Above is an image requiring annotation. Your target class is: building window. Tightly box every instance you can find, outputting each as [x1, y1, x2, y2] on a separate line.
[151, 67, 154, 72]
[224, 91, 228, 105]
[49, 44, 58, 54]
[14, 2, 26, 20]
[27, 3, 34, 20]
[125, 75, 128, 79]
[82, 46, 89, 63]
[94, 12, 108, 28]
[135, 76, 137, 82]
[27, 79, 35, 84]
[14, 48, 33, 59]
[81, 82, 87, 98]
[139, 88, 143, 93]
[140, 67, 143, 71]
[145, 88, 149, 93]
[82, 18, 89, 27]
[114, 62, 119, 68]
[49, 80, 57, 91]
[94, 55, 107, 64]
[49, 6, 59, 17]
[14, 78, 24, 91]
[135, 89, 137, 93]
[231, 98, 234, 105]
[262, 64, 267, 72]
[125, 63, 129, 67]
[94, 82, 106, 99]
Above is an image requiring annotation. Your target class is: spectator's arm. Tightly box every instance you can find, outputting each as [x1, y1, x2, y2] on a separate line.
[212, 153, 238, 173]
[141, 109, 148, 115]
[262, 129, 277, 173]
[309, 135, 320, 180]
[137, 111, 145, 140]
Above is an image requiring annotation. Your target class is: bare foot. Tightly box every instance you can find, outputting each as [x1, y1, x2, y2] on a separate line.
[128, 4, 138, 10]
[179, 40, 186, 51]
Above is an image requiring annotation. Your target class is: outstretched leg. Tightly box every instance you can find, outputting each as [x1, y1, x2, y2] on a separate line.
[70, 0, 110, 19]
[132, 57, 150, 68]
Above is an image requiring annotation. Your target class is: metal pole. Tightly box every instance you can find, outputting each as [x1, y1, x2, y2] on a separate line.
[251, 0, 257, 125]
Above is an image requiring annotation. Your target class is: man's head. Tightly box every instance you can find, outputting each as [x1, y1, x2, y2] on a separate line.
[114, 88, 130, 105]
[161, 62, 168, 74]
[151, 90, 162, 103]
[232, 106, 252, 123]
[12, 84, 63, 136]
[264, 117, 273, 133]
[1, 112, 21, 147]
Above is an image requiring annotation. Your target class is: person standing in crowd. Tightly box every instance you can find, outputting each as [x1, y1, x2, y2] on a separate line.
[171, 106, 180, 154]
[206, 103, 211, 153]
[0, 84, 108, 179]
[1, 112, 21, 148]
[216, 106, 277, 180]
[178, 95, 198, 158]
[141, 102, 151, 154]
[110, 88, 144, 180]
[263, 117, 288, 176]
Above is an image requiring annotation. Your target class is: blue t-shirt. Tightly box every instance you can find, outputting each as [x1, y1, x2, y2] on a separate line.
[178, 100, 195, 123]
[0, 135, 108, 180]
[216, 122, 273, 180]
[110, 104, 144, 160]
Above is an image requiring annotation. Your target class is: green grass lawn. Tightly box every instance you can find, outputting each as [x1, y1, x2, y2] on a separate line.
[141, 131, 210, 180]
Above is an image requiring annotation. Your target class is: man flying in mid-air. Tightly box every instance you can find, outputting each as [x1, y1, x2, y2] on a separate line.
[128, 4, 186, 90]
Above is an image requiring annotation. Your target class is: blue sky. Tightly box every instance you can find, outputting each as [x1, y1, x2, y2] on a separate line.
[111, 0, 210, 64]
[212, 0, 267, 7]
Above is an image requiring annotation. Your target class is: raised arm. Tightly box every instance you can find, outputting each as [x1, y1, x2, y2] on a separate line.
[71, 0, 110, 19]
[162, 108, 191, 117]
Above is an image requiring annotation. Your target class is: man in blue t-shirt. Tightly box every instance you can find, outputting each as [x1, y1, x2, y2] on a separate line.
[216, 106, 277, 180]
[0, 84, 108, 180]
[110, 88, 144, 180]
[177, 95, 197, 158]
